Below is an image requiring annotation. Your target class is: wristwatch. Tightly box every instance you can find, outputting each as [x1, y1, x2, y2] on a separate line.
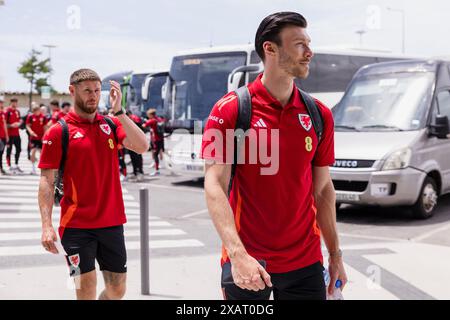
[114, 109, 124, 116]
[329, 249, 343, 258]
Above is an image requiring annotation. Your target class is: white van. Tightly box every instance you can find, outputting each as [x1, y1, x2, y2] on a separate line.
[331, 59, 450, 219]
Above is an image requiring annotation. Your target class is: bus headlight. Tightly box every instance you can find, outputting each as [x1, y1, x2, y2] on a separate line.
[382, 148, 412, 171]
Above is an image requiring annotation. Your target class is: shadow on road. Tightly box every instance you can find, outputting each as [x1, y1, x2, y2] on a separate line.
[337, 194, 450, 227]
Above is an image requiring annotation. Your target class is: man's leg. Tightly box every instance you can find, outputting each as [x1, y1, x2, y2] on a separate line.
[0, 139, 5, 172]
[6, 137, 12, 168]
[13, 136, 21, 166]
[74, 270, 97, 300]
[61, 228, 98, 300]
[271, 261, 326, 300]
[96, 225, 127, 300]
[99, 271, 126, 300]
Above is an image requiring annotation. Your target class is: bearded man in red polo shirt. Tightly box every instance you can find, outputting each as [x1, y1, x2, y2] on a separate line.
[38, 69, 149, 300]
[202, 12, 347, 300]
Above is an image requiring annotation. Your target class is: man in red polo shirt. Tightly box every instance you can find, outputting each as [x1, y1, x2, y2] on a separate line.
[142, 108, 164, 176]
[38, 69, 149, 300]
[202, 12, 347, 300]
[26, 104, 49, 175]
[49, 100, 60, 124]
[5, 98, 23, 174]
[0, 99, 9, 175]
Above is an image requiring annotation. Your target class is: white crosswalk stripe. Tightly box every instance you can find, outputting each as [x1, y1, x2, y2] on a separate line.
[0, 154, 205, 259]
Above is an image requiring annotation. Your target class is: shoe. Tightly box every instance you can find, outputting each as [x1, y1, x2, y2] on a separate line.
[0, 168, 6, 175]
[137, 173, 144, 182]
[15, 166, 24, 173]
[150, 170, 160, 176]
[9, 166, 16, 174]
[120, 175, 125, 182]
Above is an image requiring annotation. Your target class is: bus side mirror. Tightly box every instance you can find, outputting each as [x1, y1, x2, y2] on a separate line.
[228, 72, 244, 92]
[430, 114, 449, 139]
[142, 76, 154, 101]
[227, 64, 262, 93]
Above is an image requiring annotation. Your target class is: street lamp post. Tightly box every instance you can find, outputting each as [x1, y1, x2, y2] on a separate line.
[42, 44, 57, 89]
[387, 7, 406, 54]
[356, 29, 367, 48]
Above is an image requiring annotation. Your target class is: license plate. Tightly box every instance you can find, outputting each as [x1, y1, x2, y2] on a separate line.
[186, 164, 202, 171]
[336, 192, 360, 202]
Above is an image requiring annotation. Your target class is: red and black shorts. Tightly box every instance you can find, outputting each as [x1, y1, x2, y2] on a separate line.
[61, 225, 127, 277]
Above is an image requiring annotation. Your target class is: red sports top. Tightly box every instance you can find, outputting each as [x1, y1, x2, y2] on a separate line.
[143, 117, 163, 142]
[201, 74, 335, 273]
[0, 111, 7, 139]
[26, 114, 48, 141]
[38, 112, 128, 237]
[5, 107, 21, 137]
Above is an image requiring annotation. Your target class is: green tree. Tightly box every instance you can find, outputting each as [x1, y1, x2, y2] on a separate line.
[17, 49, 52, 109]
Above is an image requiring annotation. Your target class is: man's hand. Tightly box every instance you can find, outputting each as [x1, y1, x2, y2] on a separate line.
[109, 80, 123, 114]
[41, 226, 59, 254]
[11, 122, 20, 128]
[327, 256, 348, 295]
[230, 253, 272, 291]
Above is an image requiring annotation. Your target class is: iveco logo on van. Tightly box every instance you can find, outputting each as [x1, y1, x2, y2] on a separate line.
[333, 160, 358, 168]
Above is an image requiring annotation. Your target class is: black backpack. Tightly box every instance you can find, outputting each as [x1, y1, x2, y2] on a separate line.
[54, 116, 118, 206]
[228, 85, 324, 196]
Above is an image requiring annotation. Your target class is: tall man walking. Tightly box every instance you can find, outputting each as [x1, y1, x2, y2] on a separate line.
[38, 69, 149, 300]
[202, 12, 347, 300]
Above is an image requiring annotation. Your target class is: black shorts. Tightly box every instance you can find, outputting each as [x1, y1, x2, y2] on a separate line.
[61, 225, 127, 277]
[152, 140, 164, 152]
[221, 261, 326, 300]
[30, 140, 42, 149]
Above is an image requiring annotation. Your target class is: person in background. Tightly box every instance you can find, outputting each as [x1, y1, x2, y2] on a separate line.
[142, 108, 164, 176]
[126, 110, 144, 182]
[26, 104, 49, 175]
[5, 98, 23, 174]
[50, 100, 60, 124]
[0, 99, 9, 175]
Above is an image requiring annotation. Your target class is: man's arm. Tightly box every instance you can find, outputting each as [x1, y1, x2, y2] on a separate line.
[109, 81, 149, 154]
[26, 124, 37, 138]
[2, 118, 8, 142]
[38, 169, 58, 254]
[313, 165, 348, 294]
[204, 162, 272, 291]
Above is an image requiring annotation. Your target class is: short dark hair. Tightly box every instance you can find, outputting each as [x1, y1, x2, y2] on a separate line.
[70, 68, 101, 85]
[50, 100, 59, 107]
[61, 102, 71, 108]
[255, 12, 308, 61]
[10, 98, 18, 103]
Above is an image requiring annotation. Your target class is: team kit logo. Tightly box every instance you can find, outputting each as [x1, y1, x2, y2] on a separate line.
[68, 253, 80, 268]
[100, 124, 111, 135]
[298, 114, 312, 131]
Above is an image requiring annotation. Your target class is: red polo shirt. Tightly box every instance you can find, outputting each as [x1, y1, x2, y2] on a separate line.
[38, 111, 127, 237]
[201, 74, 335, 273]
[5, 107, 21, 137]
[26, 114, 48, 141]
[0, 111, 7, 139]
[143, 117, 163, 142]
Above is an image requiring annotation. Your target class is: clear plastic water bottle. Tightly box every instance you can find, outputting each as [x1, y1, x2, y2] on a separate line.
[323, 269, 344, 300]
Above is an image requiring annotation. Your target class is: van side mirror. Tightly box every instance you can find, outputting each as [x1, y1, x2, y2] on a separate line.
[430, 114, 449, 139]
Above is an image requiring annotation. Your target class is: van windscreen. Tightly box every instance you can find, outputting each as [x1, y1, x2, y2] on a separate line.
[333, 72, 435, 131]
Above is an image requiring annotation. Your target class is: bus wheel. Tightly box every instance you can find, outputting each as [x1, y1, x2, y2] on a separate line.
[412, 177, 438, 219]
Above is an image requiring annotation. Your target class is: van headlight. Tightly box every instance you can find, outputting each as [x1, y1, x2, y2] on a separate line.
[382, 148, 412, 171]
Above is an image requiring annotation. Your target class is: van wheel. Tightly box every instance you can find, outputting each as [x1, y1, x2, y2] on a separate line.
[335, 203, 341, 213]
[412, 177, 438, 219]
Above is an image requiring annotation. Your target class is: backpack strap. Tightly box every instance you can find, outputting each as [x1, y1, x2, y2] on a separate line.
[228, 86, 252, 196]
[55, 118, 69, 197]
[103, 116, 118, 144]
[298, 88, 324, 143]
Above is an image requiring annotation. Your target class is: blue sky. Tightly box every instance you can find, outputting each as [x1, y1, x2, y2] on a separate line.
[0, 0, 449, 93]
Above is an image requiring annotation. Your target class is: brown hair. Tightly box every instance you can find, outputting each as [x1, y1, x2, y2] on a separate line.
[255, 12, 308, 61]
[146, 108, 157, 117]
[70, 68, 101, 85]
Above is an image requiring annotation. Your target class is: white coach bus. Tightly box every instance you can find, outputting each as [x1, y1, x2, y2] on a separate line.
[162, 44, 409, 177]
